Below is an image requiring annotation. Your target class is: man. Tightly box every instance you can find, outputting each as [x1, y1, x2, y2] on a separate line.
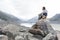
[38, 7, 48, 20]
[28, 15, 49, 37]
[28, 7, 48, 37]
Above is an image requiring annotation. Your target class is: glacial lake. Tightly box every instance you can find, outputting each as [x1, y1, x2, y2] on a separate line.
[21, 23, 60, 31]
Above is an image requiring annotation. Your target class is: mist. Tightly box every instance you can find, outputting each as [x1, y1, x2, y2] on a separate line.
[0, 0, 60, 20]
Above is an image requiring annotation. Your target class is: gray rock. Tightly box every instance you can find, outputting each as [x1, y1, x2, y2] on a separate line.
[15, 32, 42, 40]
[1, 24, 21, 40]
[2, 23, 29, 40]
[0, 18, 59, 40]
[0, 35, 8, 40]
[36, 19, 55, 33]
[15, 36, 24, 40]
[28, 19, 58, 40]
[29, 19, 54, 37]
[3, 24, 20, 35]
[43, 33, 58, 40]
[56, 30, 60, 40]
[3, 31, 14, 40]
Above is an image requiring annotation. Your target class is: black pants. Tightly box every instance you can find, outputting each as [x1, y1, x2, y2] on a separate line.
[38, 13, 47, 20]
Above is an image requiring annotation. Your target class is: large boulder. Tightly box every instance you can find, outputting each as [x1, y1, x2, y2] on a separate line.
[0, 18, 59, 40]
[0, 35, 8, 40]
[29, 19, 54, 37]
[15, 35, 24, 40]
[15, 30, 59, 40]
[36, 19, 55, 33]
[15, 32, 42, 40]
[43, 33, 58, 40]
[2, 23, 21, 40]
[3, 24, 20, 35]
[28, 19, 58, 40]
[2, 23, 29, 40]
[56, 30, 60, 40]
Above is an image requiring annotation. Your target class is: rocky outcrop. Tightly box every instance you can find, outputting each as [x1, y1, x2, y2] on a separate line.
[0, 35, 8, 40]
[43, 33, 58, 40]
[0, 19, 59, 40]
[28, 19, 58, 40]
[12, 19, 59, 40]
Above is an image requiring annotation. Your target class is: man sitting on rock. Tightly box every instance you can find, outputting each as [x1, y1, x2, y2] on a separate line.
[38, 7, 48, 20]
[28, 15, 49, 37]
[28, 7, 49, 37]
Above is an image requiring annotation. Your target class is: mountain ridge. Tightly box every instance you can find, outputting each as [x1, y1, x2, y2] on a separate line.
[0, 11, 23, 23]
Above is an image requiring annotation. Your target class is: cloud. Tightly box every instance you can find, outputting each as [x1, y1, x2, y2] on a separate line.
[0, 0, 19, 17]
[0, 0, 60, 20]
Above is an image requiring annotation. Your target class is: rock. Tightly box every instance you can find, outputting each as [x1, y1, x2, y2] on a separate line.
[29, 19, 54, 37]
[28, 35, 41, 40]
[15, 32, 42, 40]
[0, 35, 8, 40]
[3, 23, 29, 35]
[3, 31, 14, 40]
[15, 32, 29, 40]
[43, 33, 58, 40]
[0, 17, 59, 40]
[15, 35, 24, 40]
[56, 30, 60, 40]
[2, 23, 22, 40]
[0, 20, 8, 28]
[3, 24, 20, 35]
[2, 23, 29, 40]
[46, 22, 55, 33]
[28, 19, 58, 40]
[36, 19, 55, 33]
[15, 30, 58, 40]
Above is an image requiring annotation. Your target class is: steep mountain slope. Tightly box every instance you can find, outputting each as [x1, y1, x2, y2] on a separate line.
[0, 11, 22, 23]
[50, 14, 60, 21]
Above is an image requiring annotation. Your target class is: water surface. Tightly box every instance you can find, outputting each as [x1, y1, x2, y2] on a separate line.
[21, 23, 60, 31]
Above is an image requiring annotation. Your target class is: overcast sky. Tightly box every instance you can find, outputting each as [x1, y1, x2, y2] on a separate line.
[0, 0, 60, 20]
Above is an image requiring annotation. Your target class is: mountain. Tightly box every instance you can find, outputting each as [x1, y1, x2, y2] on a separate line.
[0, 11, 23, 23]
[50, 14, 60, 21]
[27, 14, 60, 23]
[49, 14, 60, 23]
[27, 16, 38, 23]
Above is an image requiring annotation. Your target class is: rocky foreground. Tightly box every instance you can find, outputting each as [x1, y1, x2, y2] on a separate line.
[0, 20, 60, 40]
